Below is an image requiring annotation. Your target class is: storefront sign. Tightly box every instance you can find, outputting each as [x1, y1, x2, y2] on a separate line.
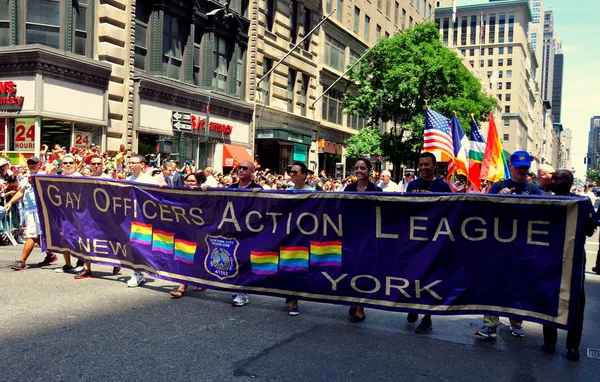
[14, 118, 35, 150]
[256, 130, 274, 139]
[288, 132, 303, 143]
[190, 116, 233, 135]
[0, 81, 25, 111]
[74, 131, 92, 150]
[293, 145, 307, 162]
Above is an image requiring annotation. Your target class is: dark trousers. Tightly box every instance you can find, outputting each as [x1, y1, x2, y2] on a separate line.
[543, 286, 585, 349]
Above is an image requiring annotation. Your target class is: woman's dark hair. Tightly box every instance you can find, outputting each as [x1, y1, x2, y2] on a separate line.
[186, 172, 206, 184]
[5, 174, 17, 184]
[292, 161, 308, 175]
[354, 157, 372, 171]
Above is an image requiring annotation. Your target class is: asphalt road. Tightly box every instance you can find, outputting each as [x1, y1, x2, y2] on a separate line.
[1, 235, 599, 382]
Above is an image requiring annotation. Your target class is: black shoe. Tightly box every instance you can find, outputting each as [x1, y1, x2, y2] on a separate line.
[542, 343, 556, 354]
[566, 348, 580, 361]
[38, 254, 58, 266]
[593, 266, 600, 275]
[415, 318, 432, 334]
[75, 259, 85, 267]
[112, 266, 122, 275]
[407, 313, 418, 324]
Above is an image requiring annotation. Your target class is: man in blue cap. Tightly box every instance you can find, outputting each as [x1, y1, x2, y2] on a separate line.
[475, 150, 543, 339]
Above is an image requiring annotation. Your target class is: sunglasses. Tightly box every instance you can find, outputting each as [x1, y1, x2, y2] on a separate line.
[62, 162, 75, 165]
[90, 163, 103, 166]
[239, 166, 249, 171]
[129, 162, 142, 165]
[289, 170, 299, 175]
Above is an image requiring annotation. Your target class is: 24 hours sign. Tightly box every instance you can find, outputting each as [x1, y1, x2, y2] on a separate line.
[14, 118, 35, 150]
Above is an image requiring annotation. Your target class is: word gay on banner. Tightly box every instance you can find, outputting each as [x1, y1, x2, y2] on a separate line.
[33, 176, 590, 329]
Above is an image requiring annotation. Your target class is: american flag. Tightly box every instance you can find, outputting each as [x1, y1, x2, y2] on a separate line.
[423, 108, 453, 159]
[481, 14, 485, 39]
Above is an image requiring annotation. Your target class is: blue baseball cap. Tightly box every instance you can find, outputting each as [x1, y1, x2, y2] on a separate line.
[510, 150, 531, 168]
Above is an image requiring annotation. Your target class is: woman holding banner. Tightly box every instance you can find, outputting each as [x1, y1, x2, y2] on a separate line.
[344, 157, 382, 322]
[170, 172, 207, 298]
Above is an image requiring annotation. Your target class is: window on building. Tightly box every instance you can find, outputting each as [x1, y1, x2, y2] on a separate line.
[452, 21, 458, 46]
[505, 105, 510, 113]
[498, 58, 504, 66]
[499, 47, 504, 55]
[326, 0, 332, 13]
[460, 16, 467, 45]
[163, 13, 186, 80]
[481, 48, 485, 56]
[193, 30, 202, 85]
[488, 47, 493, 55]
[442, 18, 449, 45]
[409, 16, 413, 28]
[26, 0, 61, 49]
[480, 60, 484, 68]
[0, 0, 9, 46]
[503, 134, 509, 141]
[498, 13, 505, 43]
[487, 71, 493, 77]
[395, 2, 399, 25]
[488, 59, 493, 67]
[377, 0, 382, 10]
[348, 113, 366, 130]
[337, 0, 343, 21]
[364, 15, 370, 41]
[134, 1, 152, 70]
[324, 34, 345, 71]
[287, 68, 297, 113]
[350, 49, 362, 70]
[213, 35, 230, 91]
[266, 0, 276, 31]
[299, 73, 309, 116]
[290, 0, 298, 43]
[376, 25, 382, 42]
[507, 58, 512, 66]
[415, 0, 419, 11]
[504, 120, 509, 127]
[497, 94, 502, 101]
[385, 32, 389, 39]
[469, 60, 474, 67]
[402, 9, 407, 29]
[489, 14, 496, 43]
[303, 7, 311, 50]
[508, 12, 514, 42]
[498, 70, 503, 78]
[460, 49, 466, 56]
[237, 47, 245, 98]
[505, 93, 511, 101]
[322, 88, 343, 125]
[506, 70, 512, 78]
[470, 15, 477, 44]
[506, 81, 511, 90]
[469, 48, 475, 56]
[354, 6, 360, 33]
[507, 46, 513, 54]
[498, 82, 502, 90]
[73, 0, 91, 56]
[260, 57, 272, 105]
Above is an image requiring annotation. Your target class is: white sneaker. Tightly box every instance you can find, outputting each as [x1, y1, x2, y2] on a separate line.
[74, 265, 84, 273]
[232, 293, 249, 306]
[127, 272, 146, 287]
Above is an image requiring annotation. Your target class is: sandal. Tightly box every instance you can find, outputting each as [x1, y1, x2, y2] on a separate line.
[169, 289, 186, 299]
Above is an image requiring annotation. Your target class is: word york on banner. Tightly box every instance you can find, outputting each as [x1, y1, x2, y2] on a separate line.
[33, 176, 589, 329]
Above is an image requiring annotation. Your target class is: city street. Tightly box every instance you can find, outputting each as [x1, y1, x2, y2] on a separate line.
[1, 235, 599, 382]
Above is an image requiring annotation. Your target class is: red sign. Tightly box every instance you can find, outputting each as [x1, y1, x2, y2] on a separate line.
[190, 115, 233, 135]
[14, 118, 35, 150]
[0, 81, 24, 108]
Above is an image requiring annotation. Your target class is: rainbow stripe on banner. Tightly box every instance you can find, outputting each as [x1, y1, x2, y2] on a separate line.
[130, 222, 152, 245]
[174, 239, 196, 264]
[310, 241, 342, 267]
[152, 230, 175, 255]
[250, 251, 279, 275]
[279, 246, 309, 271]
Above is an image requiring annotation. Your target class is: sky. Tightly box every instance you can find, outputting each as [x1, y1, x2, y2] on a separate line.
[457, 0, 600, 178]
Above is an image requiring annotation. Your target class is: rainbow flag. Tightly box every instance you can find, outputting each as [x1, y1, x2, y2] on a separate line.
[130, 222, 152, 245]
[480, 113, 509, 182]
[152, 230, 174, 255]
[250, 251, 279, 275]
[279, 246, 309, 271]
[310, 241, 342, 267]
[468, 115, 486, 190]
[174, 239, 196, 264]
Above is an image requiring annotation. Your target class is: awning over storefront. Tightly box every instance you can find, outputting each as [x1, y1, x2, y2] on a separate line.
[223, 144, 253, 167]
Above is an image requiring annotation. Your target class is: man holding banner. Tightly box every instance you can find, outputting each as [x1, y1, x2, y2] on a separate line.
[475, 150, 542, 339]
[405, 152, 451, 334]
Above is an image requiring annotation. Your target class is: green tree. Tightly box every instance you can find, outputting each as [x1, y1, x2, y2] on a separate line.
[343, 22, 497, 170]
[345, 127, 383, 159]
[586, 169, 600, 183]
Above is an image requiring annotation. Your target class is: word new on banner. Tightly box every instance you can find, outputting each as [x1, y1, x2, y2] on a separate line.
[33, 176, 590, 329]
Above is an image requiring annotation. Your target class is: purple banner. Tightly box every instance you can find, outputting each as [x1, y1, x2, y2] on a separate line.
[33, 175, 588, 328]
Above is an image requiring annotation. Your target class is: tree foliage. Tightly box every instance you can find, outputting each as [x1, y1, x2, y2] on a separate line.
[586, 169, 600, 184]
[343, 22, 497, 165]
[345, 127, 383, 159]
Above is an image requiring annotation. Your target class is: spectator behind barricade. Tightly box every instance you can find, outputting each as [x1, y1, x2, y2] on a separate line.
[536, 164, 555, 195]
[51, 144, 63, 161]
[39, 144, 49, 166]
[168, 162, 184, 186]
[582, 185, 597, 207]
[475, 150, 542, 341]
[378, 170, 400, 192]
[0, 157, 10, 182]
[398, 172, 414, 192]
[114, 144, 127, 172]
[203, 167, 219, 188]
